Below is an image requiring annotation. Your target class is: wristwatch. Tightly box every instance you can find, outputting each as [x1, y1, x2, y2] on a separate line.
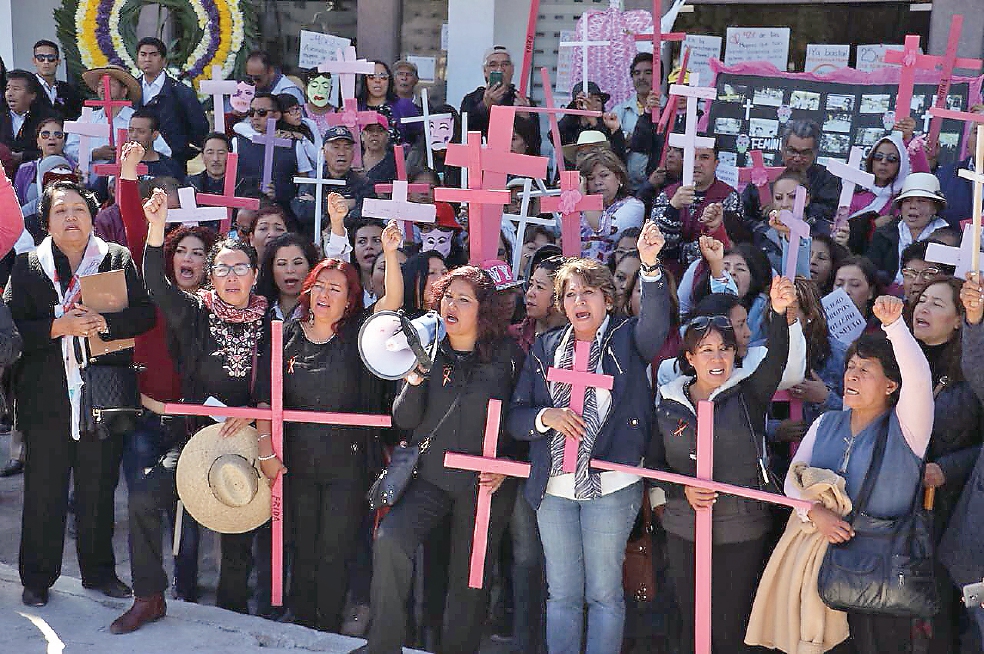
[640, 260, 661, 275]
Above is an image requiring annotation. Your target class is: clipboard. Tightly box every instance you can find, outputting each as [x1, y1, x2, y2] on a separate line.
[80, 269, 135, 356]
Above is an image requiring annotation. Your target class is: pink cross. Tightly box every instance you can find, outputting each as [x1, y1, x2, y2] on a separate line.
[737, 150, 784, 209]
[444, 399, 533, 588]
[375, 147, 431, 239]
[326, 98, 385, 169]
[250, 118, 293, 192]
[632, 0, 687, 91]
[883, 35, 940, 121]
[84, 75, 132, 149]
[590, 399, 813, 654]
[165, 187, 228, 225]
[667, 74, 717, 188]
[824, 147, 876, 231]
[293, 149, 346, 246]
[163, 320, 392, 606]
[927, 16, 983, 153]
[539, 170, 604, 257]
[199, 65, 239, 133]
[777, 185, 810, 279]
[64, 107, 110, 182]
[317, 46, 375, 101]
[546, 340, 614, 473]
[517, 0, 542, 97]
[197, 152, 261, 235]
[363, 180, 437, 226]
[92, 128, 147, 199]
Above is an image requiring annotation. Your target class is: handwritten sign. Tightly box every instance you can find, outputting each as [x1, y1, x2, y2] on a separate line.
[682, 34, 722, 90]
[804, 44, 850, 75]
[716, 163, 739, 188]
[298, 30, 351, 70]
[724, 27, 790, 70]
[555, 29, 576, 103]
[822, 288, 867, 345]
[855, 44, 906, 74]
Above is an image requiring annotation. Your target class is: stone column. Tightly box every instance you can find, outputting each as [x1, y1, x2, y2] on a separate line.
[358, 0, 401, 64]
[928, 0, 984, 64]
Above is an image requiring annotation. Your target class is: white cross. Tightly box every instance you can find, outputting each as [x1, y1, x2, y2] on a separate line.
[743, 98, 755, 121]
[502, 178, 557, 275]
[959, 137, 984, 271]
[318, 46, 375, 101]
[294, 149, 346, 246]
[920, 108, 933, 134]
[926, 223, 984, 277]
[667, 73, 717, 188]
[558, 15, 611, 96]
[400, 88, 454, 170]
[166, 187, 229, 226]
[824, 146, 877, 230]
[64, 107, 110, 183]
[199, 65, 239, 133]
[363, 180, 437, 231]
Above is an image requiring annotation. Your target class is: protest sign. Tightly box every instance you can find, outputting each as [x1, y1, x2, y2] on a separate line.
[822, 288, 867, 345]
[298, 30, 351, 70]
[682, 35, 722, 91]
[724, 27, 790, 70]
[804, 44, 850, 74]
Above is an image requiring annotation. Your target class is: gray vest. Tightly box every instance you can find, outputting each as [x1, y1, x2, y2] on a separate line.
[810, 410, 923, 519]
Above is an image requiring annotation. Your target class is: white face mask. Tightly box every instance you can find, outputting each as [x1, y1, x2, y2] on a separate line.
[421, 229, 453, 258]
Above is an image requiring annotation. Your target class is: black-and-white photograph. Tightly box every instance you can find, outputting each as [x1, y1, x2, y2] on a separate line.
[860, 94, 891, 114]
[822, 112, 853, 133]
[947, 94, 964, 111]
[749, 118, 779, 137]
[718, 151, 738, 167]
[855, 127, 886, 147]
[820, 133, 851, 155]
[719, 84, 748, 103]
[714, 117, 742, 135]
[939, 132, 960, 151]
[790, 91, 821, 111]
[826, 94, 855, 112]
[909, 95, 928, 114]
[753, 87, 785, 107]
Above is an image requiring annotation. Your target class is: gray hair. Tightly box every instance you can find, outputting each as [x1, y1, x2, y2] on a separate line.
[781, 119, 820, 146]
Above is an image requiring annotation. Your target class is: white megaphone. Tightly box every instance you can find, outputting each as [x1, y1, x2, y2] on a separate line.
[358, 310, 446, 380]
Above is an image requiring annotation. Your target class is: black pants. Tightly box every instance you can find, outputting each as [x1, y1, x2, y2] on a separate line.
[847, 612, 912, 653]
[217, 524, 271, 614]
[289, 474, 365, 631]
[665, 534, 767, 654]
[365, 477, 516, 654]
[20, 424, 123, 590]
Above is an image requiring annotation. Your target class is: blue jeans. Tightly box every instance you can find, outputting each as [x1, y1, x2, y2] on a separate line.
[536, 482, 642, 654]
[512, 480, 546, 654]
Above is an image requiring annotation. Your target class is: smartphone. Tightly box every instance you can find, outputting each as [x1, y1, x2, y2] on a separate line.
[489, 71, 503, 87]
[963, 580, 984, 607]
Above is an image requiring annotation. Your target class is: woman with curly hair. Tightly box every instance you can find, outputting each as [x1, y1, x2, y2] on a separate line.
[356, 266, 526, 654]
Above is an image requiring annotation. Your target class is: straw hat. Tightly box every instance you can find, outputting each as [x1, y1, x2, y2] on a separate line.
[893, 172, 947, 209]
[176, 423, 271, 534]
[81, 65, 142, 104]
[562, 130, 610, 162]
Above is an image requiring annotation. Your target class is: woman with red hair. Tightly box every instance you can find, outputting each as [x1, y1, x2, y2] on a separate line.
[255, 217, 403, 632]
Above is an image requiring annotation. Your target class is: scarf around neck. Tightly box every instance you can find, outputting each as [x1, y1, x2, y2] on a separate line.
[197, 289, 268, 378]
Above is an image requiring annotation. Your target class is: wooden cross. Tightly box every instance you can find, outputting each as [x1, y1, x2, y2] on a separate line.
[197, 152, 261, 235]
[667, 73, 717, 188]
[363, 180, 437, 230]
[777, 186, 810, 280]
[165, 187, 228, 226]
[293, 149, 346, 246]
[737, 150, 783, 209]
[657, 47, 691, 135]
[558, 15, 611, 96]
[199, 65, 239, 133]
[824, 147, 876, 231]
[546, 340, 614, 473]
[503, 177, 557, 275]
[317, 46, 375, 101]
[883, 35, 939, 121]
[517, 0, 542, 97]
[64, 107, 110, 183]
[163, 320, 393, 606]
[400, 88, 454, 170]
[84, 74, 131, 149]
[374, 146, 431, 239]
[631, 0, 686, 95]
[926, 16, 984, 153]
[326, 98, 385, 169]
[444, 399, 533, 588]
[540, 170, 604, 257]
[250, 118, 292, 192]
[92, 128, 147, 199]
[516, 67, 603, 176]
[590, 400, 813, 654]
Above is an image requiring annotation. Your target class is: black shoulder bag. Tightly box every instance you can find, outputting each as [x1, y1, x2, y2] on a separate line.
[77, 337, 144, 439]
[817, 423, 939, 618]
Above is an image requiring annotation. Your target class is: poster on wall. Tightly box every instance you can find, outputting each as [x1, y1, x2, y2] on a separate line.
[724, 28, 790, 71]
[682, 35, 723, 90]
[804, 44, 850, 75]
[855, 44, 907, 73]
[707, 61, 983, 169]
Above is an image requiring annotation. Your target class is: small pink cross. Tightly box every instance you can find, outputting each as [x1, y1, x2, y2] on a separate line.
[250, 118, 292, 192]
[737, 150, 784, 209]
[197, 153, 262, 234]
[883, 35, 941, 121]
[92, 128, 147, 199]
[546, 340, 614, 473]
[326, 98, 385, 169]
[777, 185, 810, 280]
[539, 170, 604, 257]
[84, 75, 132, 149]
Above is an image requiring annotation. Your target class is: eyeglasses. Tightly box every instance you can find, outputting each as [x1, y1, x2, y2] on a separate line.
[871, 152, 900, 163]
[39, 130, 65, 139]
[783, 145, 814, 159]
[368, 73, 390, 80]
[686, 315, 733, 333]
[901, 267, 941, 280]
[211, 263, 253, 278]
[248, 108, 272, 117]
[34, 54, 58, 63]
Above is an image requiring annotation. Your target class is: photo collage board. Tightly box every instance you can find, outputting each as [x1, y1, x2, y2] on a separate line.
[707, 73, 973, 169]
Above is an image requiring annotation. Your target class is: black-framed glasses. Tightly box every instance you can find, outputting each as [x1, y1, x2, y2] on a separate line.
[784, 145, 814, 158]
[871, 152, 900, 163]
[34, 54, 58, 63]
[39, 130, 65, 139]
[686, 315, 733, 333]
[211, 263, 253, 278]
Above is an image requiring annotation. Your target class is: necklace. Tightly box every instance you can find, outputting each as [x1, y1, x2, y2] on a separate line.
[302, 321, 335, 345]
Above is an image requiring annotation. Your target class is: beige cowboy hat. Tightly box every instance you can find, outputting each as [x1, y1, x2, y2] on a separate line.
[82, 64, 142, 104]
[562, 130, 611, 163]
[176, 423, 271, 534]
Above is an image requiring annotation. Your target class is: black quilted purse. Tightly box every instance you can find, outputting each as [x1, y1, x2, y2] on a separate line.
[77, 340, 143, 439]
[817, 425, 940, 618]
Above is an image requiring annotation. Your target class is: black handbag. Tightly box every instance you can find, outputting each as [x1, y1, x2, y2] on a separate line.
[77, 339, 144, 439]
[367, 395, 461, 511]
[817, 422, 940, 618]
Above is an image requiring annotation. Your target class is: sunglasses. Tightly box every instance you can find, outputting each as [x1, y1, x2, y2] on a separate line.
[368, 73, 390, 80]
[871, 152, 900, 163]
[687, 315, 733, 333]
[34, 54, 59, 63]
[40, 130, 65, 139]
[211, 263, 253, 278]
[248, 108, 273, 117]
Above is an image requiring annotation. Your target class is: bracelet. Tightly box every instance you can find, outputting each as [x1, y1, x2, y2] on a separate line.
[640, 260, 661, 274]
[257, 433, 271, 440]
[258, 453, 278, 461]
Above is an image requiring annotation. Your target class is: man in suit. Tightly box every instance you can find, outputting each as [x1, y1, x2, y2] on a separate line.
[0, 70, 49, 175]
[135, 37, 209, 173]
[31, 40, 83, 121]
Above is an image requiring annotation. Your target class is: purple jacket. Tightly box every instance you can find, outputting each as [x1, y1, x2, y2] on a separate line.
[359, 97, 422, 145]
[13, 154, 78, 205]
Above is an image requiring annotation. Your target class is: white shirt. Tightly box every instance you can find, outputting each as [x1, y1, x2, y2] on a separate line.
[10, 111, 26, 138]
[64, 106, 172, 179]
[141, 74, 166, 105]
[35, 74, 57, 105]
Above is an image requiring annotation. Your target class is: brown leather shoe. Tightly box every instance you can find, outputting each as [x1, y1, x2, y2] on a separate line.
[110, 594, 166, 634]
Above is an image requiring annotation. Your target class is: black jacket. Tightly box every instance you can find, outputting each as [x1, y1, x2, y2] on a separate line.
[648, 311, 789, 544]
[739, 162, 841, 233]
[394, 337, 525, 495]
[460, 86, 542, 144]
[866, 218, 903, 284]
[508, 275, 671, 509]
[139, 74, 210, 168]
[0, 108, 48, 162]
[38, 80, 84, 121]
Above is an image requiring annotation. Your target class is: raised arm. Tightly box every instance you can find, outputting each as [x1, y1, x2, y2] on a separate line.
[959, 273, 984, 401]
[321, 192, 353, 261]
[118, 142, 148, 267]
[374, 221, 404, 314]
[633, 221, 671, 362]
[739, 278, 794, 406]
[141, 188, 198, 327]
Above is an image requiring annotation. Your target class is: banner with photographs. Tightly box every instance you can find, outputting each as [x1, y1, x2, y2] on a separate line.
[705, 62, 984, 170]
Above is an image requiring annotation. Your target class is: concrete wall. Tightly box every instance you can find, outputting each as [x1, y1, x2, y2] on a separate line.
[928, 0, 984, 65]
[5, 0, 65, 77]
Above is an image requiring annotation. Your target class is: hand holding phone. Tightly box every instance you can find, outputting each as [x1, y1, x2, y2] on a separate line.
[489, 71, 503, 87]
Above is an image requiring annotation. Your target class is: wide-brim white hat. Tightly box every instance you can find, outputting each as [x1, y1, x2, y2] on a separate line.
[176, 423, 271, 534]
[894, 172, 947, 209]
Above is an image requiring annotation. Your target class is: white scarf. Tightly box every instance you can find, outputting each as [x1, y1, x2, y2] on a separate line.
[37, 234, 109, 440]
[849, 133, 911, 219]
